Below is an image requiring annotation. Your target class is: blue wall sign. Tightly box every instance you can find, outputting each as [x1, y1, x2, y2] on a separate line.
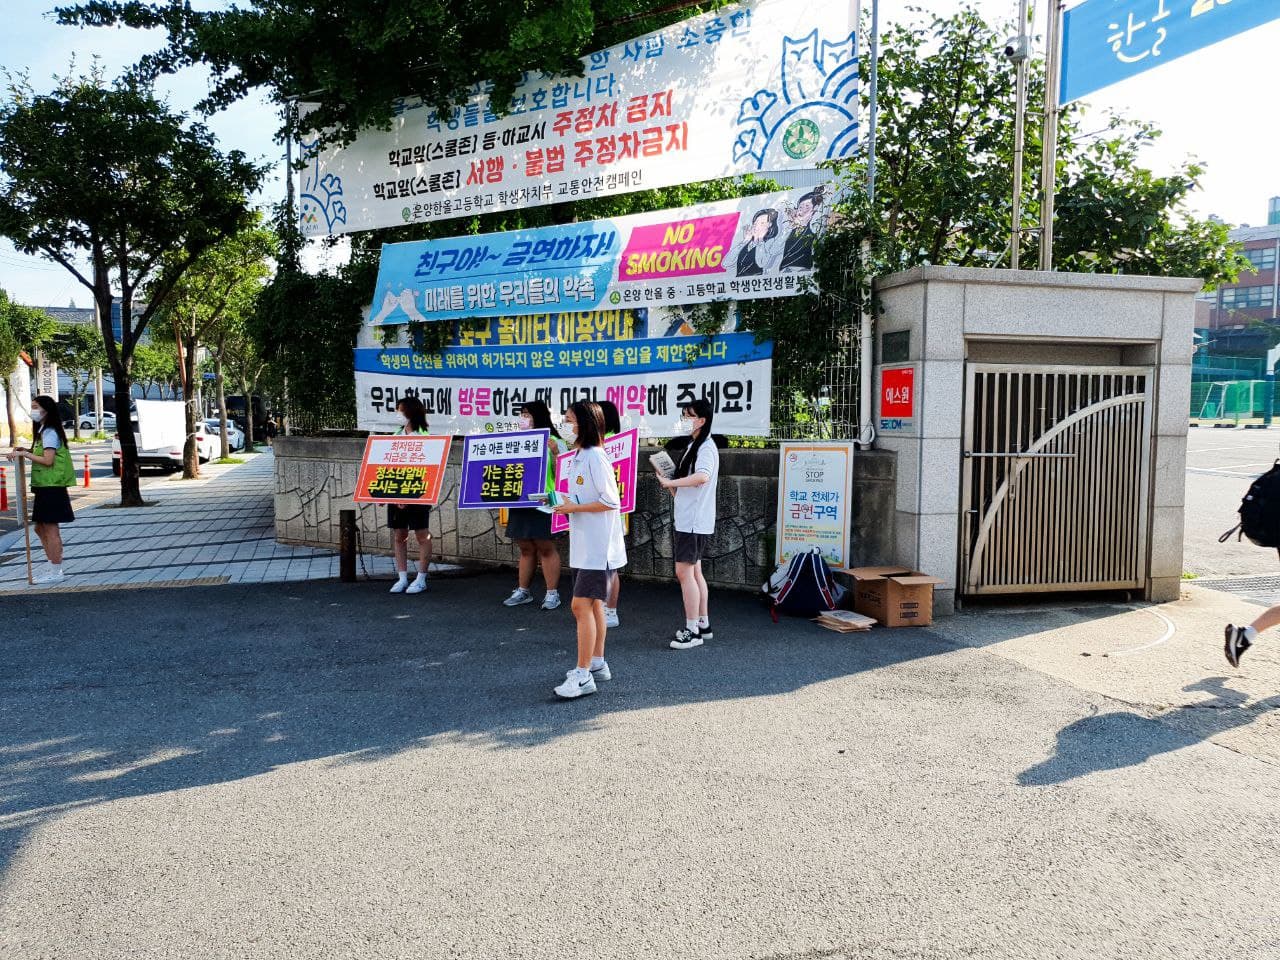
[1061, 0, 1280, 104]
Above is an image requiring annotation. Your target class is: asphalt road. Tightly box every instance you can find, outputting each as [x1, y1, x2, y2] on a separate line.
[2, 573, 1277, 959]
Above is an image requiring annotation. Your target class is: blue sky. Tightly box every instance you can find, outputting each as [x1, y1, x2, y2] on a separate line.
[1, 0, 1278, 306]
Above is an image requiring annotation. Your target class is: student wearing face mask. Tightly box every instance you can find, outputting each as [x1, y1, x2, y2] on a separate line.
[597, 399, 624, 628]
[5, 395, 77, 584]
[387, 397, 433, 594]
[501, 400, 567, 611]
[656, 399, 718, 649]
[550, 400, 625, 698]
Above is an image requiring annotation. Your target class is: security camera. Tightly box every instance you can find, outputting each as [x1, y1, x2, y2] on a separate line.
[1004, 36, 1029, 62]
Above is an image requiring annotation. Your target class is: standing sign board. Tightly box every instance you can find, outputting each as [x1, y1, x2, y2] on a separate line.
[354, 435, 452, 505]
[458, 429, 550, 509]
[370, 185, 826, 325]
[550, 429, 640, 534]
[298, 0, 859, 235]
[1061, 0, 1280, 104]
[776, 441, 855, 571]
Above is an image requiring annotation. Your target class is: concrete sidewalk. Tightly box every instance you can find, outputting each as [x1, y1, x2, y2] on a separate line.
[0, 450, 407, 593]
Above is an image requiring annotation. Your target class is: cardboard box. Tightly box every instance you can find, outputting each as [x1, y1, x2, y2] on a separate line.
[848, 567, 944, 627]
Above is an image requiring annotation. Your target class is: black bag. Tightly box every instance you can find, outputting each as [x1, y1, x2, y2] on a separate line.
[1220, 460, 1280, 550]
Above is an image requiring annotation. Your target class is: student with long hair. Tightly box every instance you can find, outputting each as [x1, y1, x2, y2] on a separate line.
[5, 395, 77, 584]
[550, 400, 625, 699]
[597, 399, 624, 628]
[657, 399, 719, 649]
[387, 396, 433, 594]
[502, 399, 567, 610]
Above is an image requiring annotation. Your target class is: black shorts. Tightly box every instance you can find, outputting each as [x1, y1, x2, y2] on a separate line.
[573, 568, 614, 601]
[674, 530, 709, 564]
[387, 504, 432, 531]
[32, 486, 74, 525]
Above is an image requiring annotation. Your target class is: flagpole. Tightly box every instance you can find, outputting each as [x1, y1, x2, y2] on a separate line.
[858, 0, 879, 450]
[16, 457, 34, 584]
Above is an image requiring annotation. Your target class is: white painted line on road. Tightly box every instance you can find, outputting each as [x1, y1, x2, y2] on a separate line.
[1110, 606, 1177, 658]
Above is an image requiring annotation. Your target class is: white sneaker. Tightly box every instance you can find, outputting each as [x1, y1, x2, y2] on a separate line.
[604, 608, 620, 629]
[554, 669, 597, 699]
[389, 578, 409, 594]
[504, 588, 534, 606]
[590, 661, 612, 682]
[33, 568, 66, 585]
[541, 593, 562, 611]
[406, 577, 428, 594]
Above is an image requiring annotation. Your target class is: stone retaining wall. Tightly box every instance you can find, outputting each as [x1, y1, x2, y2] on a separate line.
[274, 437, 896, 591]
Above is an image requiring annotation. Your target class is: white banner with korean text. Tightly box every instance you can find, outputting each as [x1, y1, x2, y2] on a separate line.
[299, 0, 859, 236]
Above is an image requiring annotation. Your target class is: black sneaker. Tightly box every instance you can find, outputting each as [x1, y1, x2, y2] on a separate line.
[1224, 624, 1252, 668]
[670, 628, 703, 650]
[698, 625, 714, 641]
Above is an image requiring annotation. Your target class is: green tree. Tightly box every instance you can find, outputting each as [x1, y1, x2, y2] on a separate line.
[0, 70, 265, 505]
[42, 322, 108, 439]
[132, 341, 179, 399]
[150, 217, 276, 474]
[219, 310, 272, 453]
[0, 289, 55, 443]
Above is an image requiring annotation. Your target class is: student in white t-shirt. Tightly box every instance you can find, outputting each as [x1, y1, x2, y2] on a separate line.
[657, 399, 719, 650]
[550, 400, 626, 699]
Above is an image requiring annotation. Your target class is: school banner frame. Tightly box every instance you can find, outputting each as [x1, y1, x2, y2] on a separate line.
[370, 185, 828, 325]
[354, 434, 453, 506]
[298, 0, 859, 236]
[775, 440, 855, 571]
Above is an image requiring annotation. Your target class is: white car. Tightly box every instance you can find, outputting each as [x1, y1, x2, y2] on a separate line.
[205, 418, 245, 452]
[77, 411, 117, 432]
[111, 420, 218, 474]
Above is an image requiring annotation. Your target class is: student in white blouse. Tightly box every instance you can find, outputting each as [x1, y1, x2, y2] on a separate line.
[657, 399, 719, 649]
[550, 400, 626, 699]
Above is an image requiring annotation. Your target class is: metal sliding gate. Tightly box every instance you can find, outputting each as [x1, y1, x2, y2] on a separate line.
[960, 364, 1153, 596]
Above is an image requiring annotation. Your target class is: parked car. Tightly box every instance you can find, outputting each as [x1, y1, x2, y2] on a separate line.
[111, 419, 218, 475]
[74, 411, 117, 432]
[204, 418, 245, 452]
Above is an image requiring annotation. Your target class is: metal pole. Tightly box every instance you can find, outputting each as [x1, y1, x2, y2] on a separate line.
[339, 508, 357, 582]
[1038, 0, 1063, 271]
[1011, 0, 1030, 268]
[16, 457, 34, 584]
[867, 0, 879, 205]
[858, 0, 880, 449]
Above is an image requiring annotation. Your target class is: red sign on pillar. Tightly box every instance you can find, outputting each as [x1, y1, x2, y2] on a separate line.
[881, 367, 915, 419]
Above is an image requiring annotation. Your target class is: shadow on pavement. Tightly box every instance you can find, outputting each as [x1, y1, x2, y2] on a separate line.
[1019, 677, 1280, 786]
[0, 571, 959, 877]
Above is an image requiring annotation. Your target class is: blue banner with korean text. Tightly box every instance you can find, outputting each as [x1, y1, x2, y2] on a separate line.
[1061, 0, 1279, 104]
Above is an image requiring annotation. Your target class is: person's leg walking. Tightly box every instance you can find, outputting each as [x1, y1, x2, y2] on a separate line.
[572, 596, 597, 669]
[1225, 602, 1280, 666]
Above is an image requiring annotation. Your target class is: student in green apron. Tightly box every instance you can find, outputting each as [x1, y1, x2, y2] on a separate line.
[5, 395, 76, 584]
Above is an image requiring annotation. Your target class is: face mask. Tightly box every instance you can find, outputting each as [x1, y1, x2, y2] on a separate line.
[398, 413, 409, 427]
[518, 416, 533, 431]
[679, 416, 702, 435]
[31, 409, 43, 423]
[561, 422, 577, 445]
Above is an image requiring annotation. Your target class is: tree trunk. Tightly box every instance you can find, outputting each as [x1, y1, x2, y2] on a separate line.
[215, 338, 229, 460]
[181, 334, 200, 479]
[240, 370, 256, 454]
[113, 360, 143, 507]
[72, 384, 83, 441]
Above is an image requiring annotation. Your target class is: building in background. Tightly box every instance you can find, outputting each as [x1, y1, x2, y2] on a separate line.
[1196, 200, 1280, 354]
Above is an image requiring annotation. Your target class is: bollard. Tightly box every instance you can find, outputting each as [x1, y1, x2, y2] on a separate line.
[83, 453, 91, 488]
[0, 466, 7, 512]
[339, 509, 357, 583]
